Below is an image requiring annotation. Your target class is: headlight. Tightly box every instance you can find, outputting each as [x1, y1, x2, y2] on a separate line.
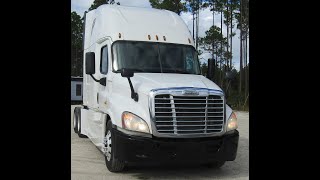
[227, 112, 238, 131]
[122, 112, 150, 134]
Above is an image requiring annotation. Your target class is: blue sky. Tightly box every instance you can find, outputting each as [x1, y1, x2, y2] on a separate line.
[71, 0, 249, 71]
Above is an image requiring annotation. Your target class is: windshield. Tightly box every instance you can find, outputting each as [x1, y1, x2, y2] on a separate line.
[112, 41, 201, 74]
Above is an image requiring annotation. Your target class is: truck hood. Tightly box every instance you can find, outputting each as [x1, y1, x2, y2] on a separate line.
[112, 73, 223, 96]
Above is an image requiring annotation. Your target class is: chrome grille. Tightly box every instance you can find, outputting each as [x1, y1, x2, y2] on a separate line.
[154, 94, 224, 135]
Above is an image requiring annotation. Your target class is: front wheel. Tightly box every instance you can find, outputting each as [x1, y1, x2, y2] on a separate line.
[104, 121, 125, 172]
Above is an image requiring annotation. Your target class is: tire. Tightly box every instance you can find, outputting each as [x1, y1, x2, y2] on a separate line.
[74, 107, 87, 138]
[73, 107, 79, 134]
[105, 120, 125, 172]
[205, 161, 226, 169]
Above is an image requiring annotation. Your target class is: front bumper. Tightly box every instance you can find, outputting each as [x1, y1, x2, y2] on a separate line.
[112, 128, 239, 165]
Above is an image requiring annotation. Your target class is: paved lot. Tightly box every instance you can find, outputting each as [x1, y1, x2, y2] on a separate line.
[71, 105, 249, 180]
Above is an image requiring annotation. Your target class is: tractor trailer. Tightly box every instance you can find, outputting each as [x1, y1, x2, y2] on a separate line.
[73, 4, 239, 172]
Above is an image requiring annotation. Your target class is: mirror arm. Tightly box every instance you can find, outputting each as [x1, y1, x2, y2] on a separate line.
[90, 74, 106, 86]
[90, 74, 99, 82]
[127, 77, 138, 102]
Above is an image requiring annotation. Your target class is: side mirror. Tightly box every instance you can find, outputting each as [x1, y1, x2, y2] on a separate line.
[121, 68, 134, 78]
[207, 58, 215, 80]
[85, 52, 95, 74]
[99, 77, 106, 86]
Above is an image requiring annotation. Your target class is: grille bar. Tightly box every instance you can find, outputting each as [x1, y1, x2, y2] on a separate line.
[156, 111, 223, 114]
[156, 124, 223, 127]
[177, 129, 206, 131]
[156, 120, 224, 123]
[155, 102, 223, 105]
[204, 96, 208, 133]
[156, 131, 220, 135]
[155, 107, 223, 109]
[170, 95, 177, 134]
[155, 98, 222, 100]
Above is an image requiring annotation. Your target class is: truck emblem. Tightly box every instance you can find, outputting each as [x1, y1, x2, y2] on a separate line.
[182, 90, 199, 96]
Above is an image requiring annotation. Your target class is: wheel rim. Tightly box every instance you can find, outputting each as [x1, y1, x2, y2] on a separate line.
[105, 130, 112, 161]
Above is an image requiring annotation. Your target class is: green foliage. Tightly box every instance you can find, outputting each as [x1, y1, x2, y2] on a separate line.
[198, 25, 229, 61]
[204, 26, 224, 43]
[234, 0, 249, 38]
[227, 90, 249, 111]
[185, 0, 206, 12]
[225, 66, 249, 111]
[71, 11, 83, 77]
[149, 0, 187, 15]
[201, 0, 228, 12]
[89, 0, 109, 11]
[223, 51, 232, 64]
[71, 12, 82, 49]
[200, 62, 208, 76]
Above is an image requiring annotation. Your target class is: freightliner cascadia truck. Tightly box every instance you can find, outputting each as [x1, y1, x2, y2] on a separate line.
[73, 4, 239, 172]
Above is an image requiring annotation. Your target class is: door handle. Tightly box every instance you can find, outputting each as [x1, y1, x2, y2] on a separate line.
[97, 93, 99, 104]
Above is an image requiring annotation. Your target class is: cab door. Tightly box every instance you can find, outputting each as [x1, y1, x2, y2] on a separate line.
[88, 39, 112, 146]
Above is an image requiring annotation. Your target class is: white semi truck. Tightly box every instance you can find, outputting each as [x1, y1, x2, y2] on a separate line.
[73, 4, 239, 172]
